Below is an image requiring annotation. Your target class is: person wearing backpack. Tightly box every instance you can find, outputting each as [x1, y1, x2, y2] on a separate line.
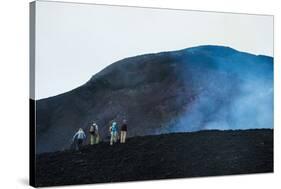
[109, 121, 118, 145]
[120, 119, 127, 143]
[72, 128, 86, 151]
[89, 122, 99, 145]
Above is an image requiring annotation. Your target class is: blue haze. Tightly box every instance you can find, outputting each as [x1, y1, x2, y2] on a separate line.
[158, 46, 273, 133]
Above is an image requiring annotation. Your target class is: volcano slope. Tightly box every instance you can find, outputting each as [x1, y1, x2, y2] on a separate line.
[35, 45, 273, 153]
[35, 129, 273, 187]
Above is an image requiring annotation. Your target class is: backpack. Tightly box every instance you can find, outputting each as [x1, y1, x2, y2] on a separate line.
[111, 125, 117, 132]
[90, 125, 96, 134]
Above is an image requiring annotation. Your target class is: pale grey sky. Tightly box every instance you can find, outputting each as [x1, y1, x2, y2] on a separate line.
[35, 0, 273, 100]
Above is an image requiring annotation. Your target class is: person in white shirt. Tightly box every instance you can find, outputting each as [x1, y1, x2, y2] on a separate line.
[72, 128, 86, 151]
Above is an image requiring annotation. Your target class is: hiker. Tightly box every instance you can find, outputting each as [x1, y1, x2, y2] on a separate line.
[72, 128, 86, 151]
[89, 122, 99, 145]
[120, 119, 127, 143]
[109, 121, 118, 145]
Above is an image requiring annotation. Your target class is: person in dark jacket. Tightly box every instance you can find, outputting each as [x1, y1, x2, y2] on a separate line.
[120, 119, 127, 143]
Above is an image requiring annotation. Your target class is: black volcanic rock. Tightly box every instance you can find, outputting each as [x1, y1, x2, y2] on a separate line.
[36, 45, 273, 153]
[35, 129, 273, 187]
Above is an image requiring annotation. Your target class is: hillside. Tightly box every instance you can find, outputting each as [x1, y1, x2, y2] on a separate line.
[35, 129, 273, 187]
[35, 45, 273, 153]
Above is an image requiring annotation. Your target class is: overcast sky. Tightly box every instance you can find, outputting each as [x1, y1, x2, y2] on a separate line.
[35, 1, 273, 100]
